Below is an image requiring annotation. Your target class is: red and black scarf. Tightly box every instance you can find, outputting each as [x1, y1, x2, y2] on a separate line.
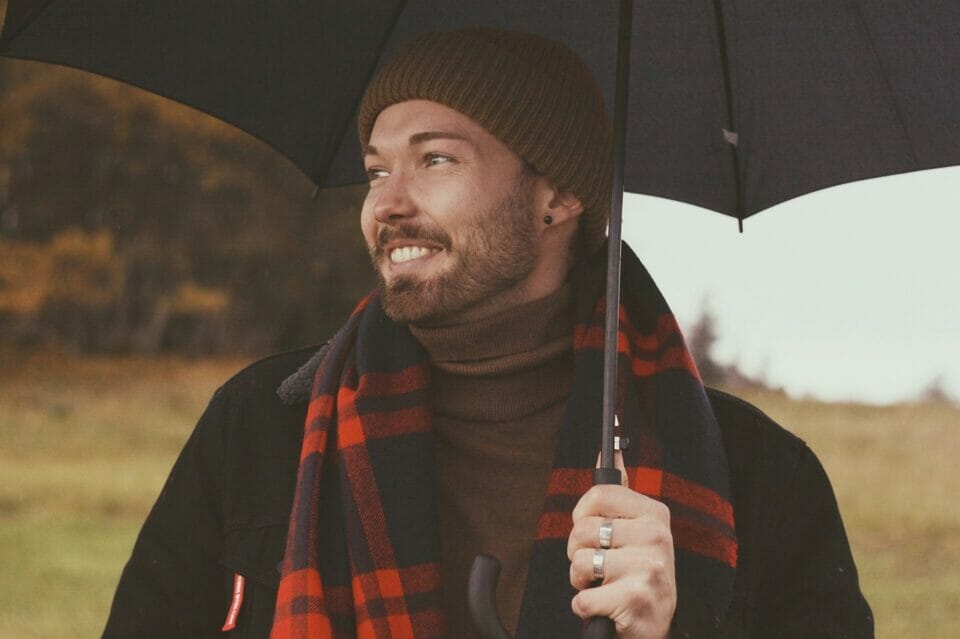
[272, 244, 737, 638]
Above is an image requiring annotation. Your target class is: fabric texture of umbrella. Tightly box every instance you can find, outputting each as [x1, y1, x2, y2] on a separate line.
[3, 0, 959, 225]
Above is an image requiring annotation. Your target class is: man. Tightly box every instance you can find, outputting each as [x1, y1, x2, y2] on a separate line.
[103, 29, 873, 638]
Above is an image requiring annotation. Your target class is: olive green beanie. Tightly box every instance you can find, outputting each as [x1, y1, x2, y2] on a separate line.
[358, 28, 612, 256]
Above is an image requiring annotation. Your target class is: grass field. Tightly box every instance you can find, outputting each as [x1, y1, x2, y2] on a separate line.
[1, 354, 957, 637]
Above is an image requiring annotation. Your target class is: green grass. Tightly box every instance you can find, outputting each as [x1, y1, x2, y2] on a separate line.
[1, 356, 957, 637]
[0, 354, 243, 638]
[0, 516, 142, 638]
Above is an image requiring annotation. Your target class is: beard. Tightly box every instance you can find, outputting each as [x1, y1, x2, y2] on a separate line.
[369, 176, 539, 325]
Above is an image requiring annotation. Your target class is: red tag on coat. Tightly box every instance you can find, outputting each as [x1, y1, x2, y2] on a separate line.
[221, 573, 246, 632]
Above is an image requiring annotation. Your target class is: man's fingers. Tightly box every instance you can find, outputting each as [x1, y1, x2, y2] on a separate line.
[569, 546, 621, 590]
[571, 578, 672, 638]
[567, 516, 614, 559]
[571, 568, 677, 637]
[566, 515, 671, 560]
[571, 579, 631, 624]
[572, 484, 671, 523]
[569, 546, 672, 590]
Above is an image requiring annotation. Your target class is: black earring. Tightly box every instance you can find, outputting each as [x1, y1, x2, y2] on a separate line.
[543, 215, 553, 225]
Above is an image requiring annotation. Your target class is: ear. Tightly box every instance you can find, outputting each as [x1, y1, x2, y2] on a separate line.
[532, 176, 584, 227]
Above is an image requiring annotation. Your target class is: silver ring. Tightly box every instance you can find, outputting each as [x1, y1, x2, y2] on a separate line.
[598, 519, 614, 549]
[592, 548, 606, 581]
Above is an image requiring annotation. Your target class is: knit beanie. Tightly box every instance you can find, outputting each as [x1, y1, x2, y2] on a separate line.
[358, 28, 612, 256]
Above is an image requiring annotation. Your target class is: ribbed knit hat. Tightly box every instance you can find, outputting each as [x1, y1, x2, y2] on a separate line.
[358, 28, 612, 256]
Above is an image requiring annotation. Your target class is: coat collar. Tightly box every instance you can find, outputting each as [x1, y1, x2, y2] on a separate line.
[276, 342, 330, 405]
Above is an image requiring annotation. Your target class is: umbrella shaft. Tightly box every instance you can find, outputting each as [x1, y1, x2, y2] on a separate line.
[601, 0, 633, 472]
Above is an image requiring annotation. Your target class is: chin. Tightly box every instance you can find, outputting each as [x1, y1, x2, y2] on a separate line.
[380, 278, 438, 324]
[381, 294, 443, 324]
[379, 275, 472, 325]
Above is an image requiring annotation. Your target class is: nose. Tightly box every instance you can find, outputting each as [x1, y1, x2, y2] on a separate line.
[372, 172, 417, 224]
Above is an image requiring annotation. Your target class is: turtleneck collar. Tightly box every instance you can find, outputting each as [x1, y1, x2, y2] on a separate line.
[408, 284, 576, 421]
[409, 284, 574, 376]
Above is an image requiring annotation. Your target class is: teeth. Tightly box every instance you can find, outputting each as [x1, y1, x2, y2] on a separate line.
[390, 246, 439, 263]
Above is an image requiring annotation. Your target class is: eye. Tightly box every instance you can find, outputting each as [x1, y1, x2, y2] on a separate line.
[425, 152, 453, 167]
[365, 166, 389, 182]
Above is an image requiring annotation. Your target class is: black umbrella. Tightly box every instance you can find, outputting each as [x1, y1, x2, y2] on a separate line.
[3, 1, 960, 637]
[4, 1, 958, 218]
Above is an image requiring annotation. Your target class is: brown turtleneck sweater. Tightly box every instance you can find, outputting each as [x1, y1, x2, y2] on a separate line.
[409, 285, 575, 638]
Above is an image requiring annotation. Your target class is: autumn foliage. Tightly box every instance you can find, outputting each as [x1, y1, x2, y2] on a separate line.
[0, 55, 374, 354]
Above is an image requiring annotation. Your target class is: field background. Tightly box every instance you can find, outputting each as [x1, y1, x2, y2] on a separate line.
[1, 353, 957, 637]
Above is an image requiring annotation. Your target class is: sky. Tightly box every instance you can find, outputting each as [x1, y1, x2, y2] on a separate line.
[622, 166, 960, 405]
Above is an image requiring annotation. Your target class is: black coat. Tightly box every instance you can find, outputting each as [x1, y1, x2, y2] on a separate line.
[102, 345, 874, 638]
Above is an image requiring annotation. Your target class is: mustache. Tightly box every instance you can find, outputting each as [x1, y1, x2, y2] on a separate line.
[374, 224, 452, 256]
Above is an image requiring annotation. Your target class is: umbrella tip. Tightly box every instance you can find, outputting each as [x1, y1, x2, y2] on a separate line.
[311, 186, 320, 201]
[737, 217, 743, 233]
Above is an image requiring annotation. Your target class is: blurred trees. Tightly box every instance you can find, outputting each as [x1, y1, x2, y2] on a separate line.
[686, 303, 725, 387]
[0, 57, 374, 355]
[687, 302, 779, 393]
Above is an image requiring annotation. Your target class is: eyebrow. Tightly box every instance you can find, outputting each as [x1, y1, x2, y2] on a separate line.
[362, 131, 473, 157]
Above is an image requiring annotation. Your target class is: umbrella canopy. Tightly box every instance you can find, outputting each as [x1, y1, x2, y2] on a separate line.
[3, 0, 959, 224]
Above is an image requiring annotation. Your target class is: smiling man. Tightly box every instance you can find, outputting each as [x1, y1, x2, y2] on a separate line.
[361, 100, 579, 325]
[104, 29, 873, 639]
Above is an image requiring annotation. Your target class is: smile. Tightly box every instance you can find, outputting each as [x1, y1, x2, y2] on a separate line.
[389, 245, 442, 264]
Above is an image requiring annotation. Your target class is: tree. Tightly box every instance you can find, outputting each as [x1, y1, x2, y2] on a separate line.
[0, 57, 375, 355]
[686, 302, 726, 387]
[919, 374, 956, 404]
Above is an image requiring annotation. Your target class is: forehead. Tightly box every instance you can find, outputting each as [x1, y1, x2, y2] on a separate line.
[367, 100, 496, 149]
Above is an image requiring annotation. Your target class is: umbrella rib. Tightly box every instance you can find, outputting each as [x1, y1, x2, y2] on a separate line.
[851, 3, 920, 168]
[712, 0, 745, 231]
[312, 0, 410, 189]
[0, 0, 57, 50]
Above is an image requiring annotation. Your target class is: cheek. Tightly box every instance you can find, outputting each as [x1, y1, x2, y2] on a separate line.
[423, 186, 479, 228]
[359, 201, 377, 247]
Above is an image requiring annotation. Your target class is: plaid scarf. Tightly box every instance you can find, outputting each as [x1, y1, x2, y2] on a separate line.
[271, 244, 737, 638]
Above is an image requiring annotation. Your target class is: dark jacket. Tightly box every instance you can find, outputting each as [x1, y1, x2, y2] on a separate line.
[102, 345, 874, 638]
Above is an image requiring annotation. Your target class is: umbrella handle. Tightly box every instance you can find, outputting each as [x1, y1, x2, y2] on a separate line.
[583, 617, 617, 638]
[468, 468, 621, 639]
[468, 554, 511, 639]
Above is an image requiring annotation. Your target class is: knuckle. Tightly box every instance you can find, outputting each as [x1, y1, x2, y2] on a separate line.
[653, 526, 673, 551]
[569, 549, 590, 588]
[653, 500, 671, 522]
[571, 518, 590, 545]
[566, 525, 582, 560]
[626, 586, 651, 614]
[570, 569, 588, 590]
[570, 592, 587, 618]
[640, 554, 664, 574]
[639, 554, 674, 590]
[579, 486, 601, 509]
[573, 547, 590, 566]
[572, 491, 593, 519]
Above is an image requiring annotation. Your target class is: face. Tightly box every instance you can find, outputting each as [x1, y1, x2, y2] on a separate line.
[361, 100, 543, 325]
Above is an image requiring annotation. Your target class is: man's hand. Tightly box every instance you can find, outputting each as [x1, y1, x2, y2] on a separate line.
[567, 454, 677, 639]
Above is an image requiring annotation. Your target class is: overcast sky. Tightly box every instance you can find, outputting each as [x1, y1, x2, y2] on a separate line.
[623, 166, 960, 405]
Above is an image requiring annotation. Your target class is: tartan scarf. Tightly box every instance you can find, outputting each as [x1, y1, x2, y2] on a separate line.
[271, 244, 737, 638]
